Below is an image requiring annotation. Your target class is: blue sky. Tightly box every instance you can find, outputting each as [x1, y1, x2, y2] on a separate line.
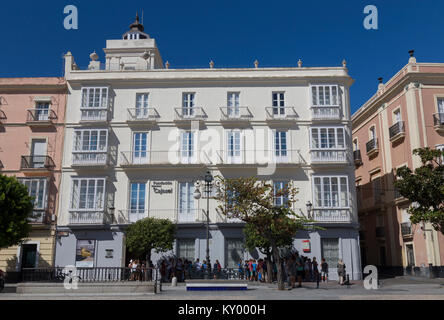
[0, 0, 441, 113]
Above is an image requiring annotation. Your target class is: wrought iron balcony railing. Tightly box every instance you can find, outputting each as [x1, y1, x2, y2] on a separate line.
[311, 106, 340, 120]
[80, 108, 108, 122]
[310, 150, 348, 163]
[220, 107, 253, 121]
[0, 109, 6, 124]
[214, 149, 302, 166]
[26, 109, 57, 124]
[69, 210, 111, 224]
[117, 209, 205, 224]
[28, 210, 48, 224]
[174, 107, 207, 121]
[127, 107, 159, 122]
[265, 107, 298, 120]
[312, 209, 352, 223]
[433, 113, 444, 127]
[353, 150, 362, 165]
[401, 222, 412, 237]
[366, 138, 378, 154]
[72, 151, 108, 166]
[389, 121, 405, 140]
[20, 155, 55, 170]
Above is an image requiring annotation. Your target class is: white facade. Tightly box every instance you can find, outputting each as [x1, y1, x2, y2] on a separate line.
[55, 18, 361, 279]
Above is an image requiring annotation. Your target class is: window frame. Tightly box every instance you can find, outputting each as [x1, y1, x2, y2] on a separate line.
[73, 129, 109, 153]
[312, 175, 350, 209]
[69, 177, 106, 211]
[310, 126, 346, 150]
[310, 84, 339, 107]
[81, 87, 109, 109]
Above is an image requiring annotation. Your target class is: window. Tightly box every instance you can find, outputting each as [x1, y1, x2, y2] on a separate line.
[129, 182, 146, 222]
[227, 130, 242, 162]
[311, 85, 339, 106]
[321, 238, 339, 268]
[274, 181, 289, 207]
[313, 176, 349, 208]
[437, 98, 444, 114]
[81, 87, 109, 109]
[275, 131, 288, 159]
[272, 92, 285, 116]
[35, 102, 50, 121]
[406, 244, 415, 267]
[19, 178, 47, 209]
[436, 145, 444, 164]
[70, 178, 105, 210]
[394, 109, 402, 123]
[353, 139, 358, 151]
[177, 239, 195, 261]
[372, 176, 382, 203]
[180, 131, 195, 162]
[311, 127, 345, 149]
[135, 93, 149, 118]
[226, 239, 244, 268]
[182, 93, 195, 117]
[227, 92, 240, 117]
[369, 126, 376, 140]
[132, 132, 148, 163]
[73, 129, 108, 152]
[178, 182, 195, 222]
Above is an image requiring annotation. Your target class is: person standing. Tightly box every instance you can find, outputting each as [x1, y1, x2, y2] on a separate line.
[295, 253, 304, 288]
[312, 257, 320, 288]
[321, 258, 329, 282]
[337, 259, 346, 285]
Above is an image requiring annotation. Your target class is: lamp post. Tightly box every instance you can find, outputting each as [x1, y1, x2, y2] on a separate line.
[194, 170, 214, 279]
[306, 201, 313, 220]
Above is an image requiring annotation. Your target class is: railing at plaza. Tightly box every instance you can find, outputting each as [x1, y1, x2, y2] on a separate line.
[21, 267, 160, 284]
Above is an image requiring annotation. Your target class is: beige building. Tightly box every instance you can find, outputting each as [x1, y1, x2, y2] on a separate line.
[352, 51, 444, 278]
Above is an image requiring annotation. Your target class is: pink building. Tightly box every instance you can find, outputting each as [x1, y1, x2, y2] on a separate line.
[0, 77, 67, 278]
[352, 51, 444, 278]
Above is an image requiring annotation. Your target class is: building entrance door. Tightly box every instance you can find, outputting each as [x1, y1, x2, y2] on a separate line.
[21, 244, 38, 270]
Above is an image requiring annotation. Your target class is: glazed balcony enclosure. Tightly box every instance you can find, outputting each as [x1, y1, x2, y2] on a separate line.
[312, 209, 352, 223]
[310, 150, 348, 164]
[69, 210, 112, 225]
[72, 151, 108, 166]
[311, 106, 341, 120]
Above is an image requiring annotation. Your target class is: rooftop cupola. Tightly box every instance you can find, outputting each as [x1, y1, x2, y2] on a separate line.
[123, 13, 149, 40]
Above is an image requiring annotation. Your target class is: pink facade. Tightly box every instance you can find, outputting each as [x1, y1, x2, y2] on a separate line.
[0, 77, 67, 273]
[352, 54, 444, 277]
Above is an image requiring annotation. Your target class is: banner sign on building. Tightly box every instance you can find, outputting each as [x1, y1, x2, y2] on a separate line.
[75, 240, 95, 267]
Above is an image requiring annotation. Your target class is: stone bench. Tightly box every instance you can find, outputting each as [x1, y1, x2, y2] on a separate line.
[185, 280, 248, 291]
[16, 282, 156, 294]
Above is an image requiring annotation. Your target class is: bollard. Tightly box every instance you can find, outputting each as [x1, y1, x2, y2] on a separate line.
[172, 276, 177, 287]
[346, 274, 350, 288]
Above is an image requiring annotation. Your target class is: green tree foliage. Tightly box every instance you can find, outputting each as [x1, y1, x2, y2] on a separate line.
[0, 174, 33, 248]
[395, 147, 444, 233]
[214, 176, 314, 290]
[125, 217, 176, 263]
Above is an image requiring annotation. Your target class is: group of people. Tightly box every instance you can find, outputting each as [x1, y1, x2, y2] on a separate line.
[237, 259, 269, 282]
[127, 259, 154, 281]
[158, 257, 224, 282]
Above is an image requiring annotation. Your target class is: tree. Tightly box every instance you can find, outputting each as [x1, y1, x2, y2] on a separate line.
[243, 220, 295, 284]
[125, 217, 176, 264]
[0, 174, 33, 248]
[395, 147, 444, 233]
[214, 176, 313, 290]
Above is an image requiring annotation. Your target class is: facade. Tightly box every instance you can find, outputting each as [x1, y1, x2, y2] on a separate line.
[0, 77, 67, 279]
[55, 17, 361, 280]
[352, 51, 444, 278]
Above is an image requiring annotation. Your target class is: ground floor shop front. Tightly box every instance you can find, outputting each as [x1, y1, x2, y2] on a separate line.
[54, 223, 361, 280]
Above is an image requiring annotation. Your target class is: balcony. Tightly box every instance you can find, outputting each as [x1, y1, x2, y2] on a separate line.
[312, 209, 351, 223]
[26, 109, 57, 126]
[265, 107, 298, 123]
[28, 210, 48, 224]
[311, 106, 340, 120]
[375, 226, 385, 238]
[116, 209, 204, 224]
[366, 138, 379, 157]
[401, 222, 412, 238]
[433, 113, 444, 132]
[220, 107, 253, 124]
[0, 109, 6, 124]
[174, 107, 206, 124]
[120, 150, 208, 168]
[20, 156, 55, 173]
[310, 150, 348, 164]
[216, 212, 243, 223]
[72, 151, 108, 167]
[80, 108, 108, 122]
[126, 107, 159, 124]
[353, 150, 363, 166]
[389, 121, 406, 143]
[213, 149, 302, 167]
[69, 210, 111, 225]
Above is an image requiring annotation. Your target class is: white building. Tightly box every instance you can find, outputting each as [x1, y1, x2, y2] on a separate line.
[55, 16, 361, 280]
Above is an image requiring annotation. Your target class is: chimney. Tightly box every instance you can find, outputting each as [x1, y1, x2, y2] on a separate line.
[408, 50, 416, 64]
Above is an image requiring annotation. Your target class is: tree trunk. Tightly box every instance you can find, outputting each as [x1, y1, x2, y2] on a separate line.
[266, 249, 273, 284]
[271, 242, 285, 290]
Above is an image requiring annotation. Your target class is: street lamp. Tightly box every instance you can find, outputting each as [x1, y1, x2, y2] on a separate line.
[194, 170, 214, 279]
[306, 201, 313, 219]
